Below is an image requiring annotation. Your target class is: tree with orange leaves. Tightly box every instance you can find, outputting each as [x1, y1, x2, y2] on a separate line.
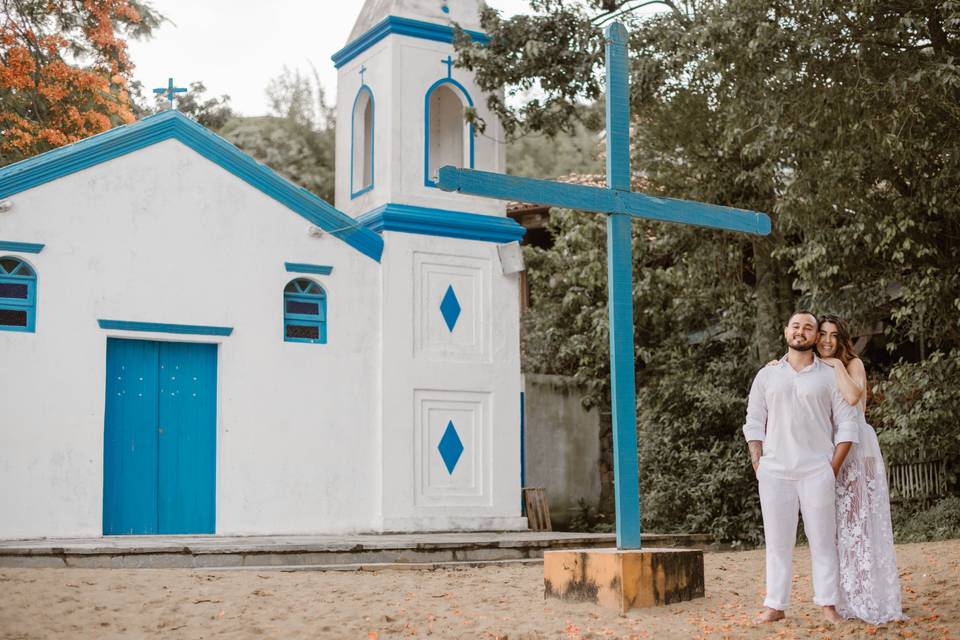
[0, 0, 163, 166]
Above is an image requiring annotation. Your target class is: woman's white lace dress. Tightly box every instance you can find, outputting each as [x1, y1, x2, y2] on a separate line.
[835, 414, 906, 623]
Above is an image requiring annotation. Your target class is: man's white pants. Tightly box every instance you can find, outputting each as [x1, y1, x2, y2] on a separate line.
[758, 465, 839, 610]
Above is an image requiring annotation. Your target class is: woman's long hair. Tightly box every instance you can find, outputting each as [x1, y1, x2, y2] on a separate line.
[817, 314, 858, 366]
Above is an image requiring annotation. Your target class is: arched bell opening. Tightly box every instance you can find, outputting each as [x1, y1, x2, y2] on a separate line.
[424, 79, 474, 187]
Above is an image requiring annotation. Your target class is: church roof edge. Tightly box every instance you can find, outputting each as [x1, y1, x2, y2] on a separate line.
[356, 203, 525, 243]
[331, 15, 488, 69]
[0, 111, 384, 263]
[347, 0, 484, 42]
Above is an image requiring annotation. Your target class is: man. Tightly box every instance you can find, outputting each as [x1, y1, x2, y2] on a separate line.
[743, 310, 860, 624]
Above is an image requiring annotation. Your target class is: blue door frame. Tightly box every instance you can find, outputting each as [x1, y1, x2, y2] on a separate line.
[103, 338, 217, 535]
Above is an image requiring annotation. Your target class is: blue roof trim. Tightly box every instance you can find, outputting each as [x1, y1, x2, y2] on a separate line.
[332, 16, 489, 68]
[356, 203, 526, 243]
[0, 110, 384, 263]
[97, 319, 233, 336]
[0, 241, 44, 254]
[285, 262, 333, 275]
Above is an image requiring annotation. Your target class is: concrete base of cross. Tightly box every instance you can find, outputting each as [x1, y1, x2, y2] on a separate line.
[543, 547, 705, 614]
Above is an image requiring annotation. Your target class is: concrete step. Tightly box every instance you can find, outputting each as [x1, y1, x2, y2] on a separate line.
[214, 558, 547, 572]
[0, 531, 711, 569]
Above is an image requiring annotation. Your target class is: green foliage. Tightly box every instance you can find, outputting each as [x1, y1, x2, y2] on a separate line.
[520, 209, 611, 404]
[636, 344, 765, 544]
[454, 1, 603, 136]
[264, 66, 333, 131]
[872, 350, 960, 468]
[218, 68, 336, 202]
[220, 115, 335, 202]
[568, 497, 614, 533]
[506, 106, 603, 178]
[892, 497, 960, 543]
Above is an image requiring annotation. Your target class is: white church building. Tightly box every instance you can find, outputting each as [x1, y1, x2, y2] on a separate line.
[0, 0, 529, 538]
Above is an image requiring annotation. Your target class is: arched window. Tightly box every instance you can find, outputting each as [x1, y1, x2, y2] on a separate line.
[284, 278, 326, 343]
[0, 256, 36, 333]
[351, 86, 375, 198]
[424, 79, 474, 187]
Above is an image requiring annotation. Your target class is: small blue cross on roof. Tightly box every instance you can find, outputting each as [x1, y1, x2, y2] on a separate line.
[441, 55, 454, 78]
[153, 77, 187, 109]
[359, 65, 367, 83]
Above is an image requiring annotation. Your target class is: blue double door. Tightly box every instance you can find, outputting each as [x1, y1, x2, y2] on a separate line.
[103, 338, 217, 535]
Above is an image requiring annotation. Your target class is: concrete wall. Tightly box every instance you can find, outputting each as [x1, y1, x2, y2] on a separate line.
[523, 374, 602, 528]
[0, 140, 382, 538]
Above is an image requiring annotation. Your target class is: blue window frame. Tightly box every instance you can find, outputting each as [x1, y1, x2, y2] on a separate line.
[284, 278, 327, 344]
[0, 256, 36, 333]
[351, 85, 375, 198]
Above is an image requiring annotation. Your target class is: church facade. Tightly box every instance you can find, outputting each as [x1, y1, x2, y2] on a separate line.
[0, 0, 527, 538]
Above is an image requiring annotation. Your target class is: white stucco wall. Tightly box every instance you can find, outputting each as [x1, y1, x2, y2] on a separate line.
[332, 11, 522, 530]
[0, 140, 382, 538]
[1, 3, 527, 539]
[377, 232, 525, 531]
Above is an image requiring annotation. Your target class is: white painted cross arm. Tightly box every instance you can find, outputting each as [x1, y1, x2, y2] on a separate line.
[437, 166, 772, 236]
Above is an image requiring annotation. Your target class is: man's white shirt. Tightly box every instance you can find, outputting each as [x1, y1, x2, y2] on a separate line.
[743, 355, 860, 479]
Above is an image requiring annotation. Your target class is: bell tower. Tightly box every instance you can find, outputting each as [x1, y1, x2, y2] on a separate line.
[333, 0, 506, 217]
[333, 0, 526, 532]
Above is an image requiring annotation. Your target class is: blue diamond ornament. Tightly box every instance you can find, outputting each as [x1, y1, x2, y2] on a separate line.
[438, 420, 464, 474]
[439, 285, 461, 332]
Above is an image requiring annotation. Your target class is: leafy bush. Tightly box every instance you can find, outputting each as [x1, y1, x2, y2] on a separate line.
[872, 350, 960, 470]
[892, 497, 960, 543]
[568, 498, 614, 533]
[520, 207, 771, 544]
[636, 342, 765, 546]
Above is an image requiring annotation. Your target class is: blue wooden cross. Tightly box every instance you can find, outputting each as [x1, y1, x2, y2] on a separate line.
[153, 77, 187, 109]
[441, 55, 454, 78]
[438, 22, 772, 550]
[359, 65, 367, 83]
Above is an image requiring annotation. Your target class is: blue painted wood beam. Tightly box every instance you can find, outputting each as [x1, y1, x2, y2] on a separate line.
[437, 167, 771, 236]
[604, 22, 642, 551]
[0, 241, 44, 253]
[97, 319, 233, 336]
[606, 23, 631, 193]
[285, 262, 334, 275]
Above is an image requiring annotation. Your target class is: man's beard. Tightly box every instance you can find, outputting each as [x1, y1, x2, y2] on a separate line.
[791, 341, 815, 351]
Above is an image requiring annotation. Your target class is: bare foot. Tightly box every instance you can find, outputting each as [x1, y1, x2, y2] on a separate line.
[822, 605, 843, 623]
[754, 607, 785, 624]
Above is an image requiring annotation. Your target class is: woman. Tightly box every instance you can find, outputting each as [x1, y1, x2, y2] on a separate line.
[816, 314, 905, 624]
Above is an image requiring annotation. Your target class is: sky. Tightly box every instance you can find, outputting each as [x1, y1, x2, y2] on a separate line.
[128, 1, 535, 117]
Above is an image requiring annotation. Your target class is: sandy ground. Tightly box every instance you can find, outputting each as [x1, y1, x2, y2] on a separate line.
[0, 539, 956, 639]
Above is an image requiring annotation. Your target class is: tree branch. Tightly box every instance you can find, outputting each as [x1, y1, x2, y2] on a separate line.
[592, 0, 688, 26]
[926, 10, 949, 56]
